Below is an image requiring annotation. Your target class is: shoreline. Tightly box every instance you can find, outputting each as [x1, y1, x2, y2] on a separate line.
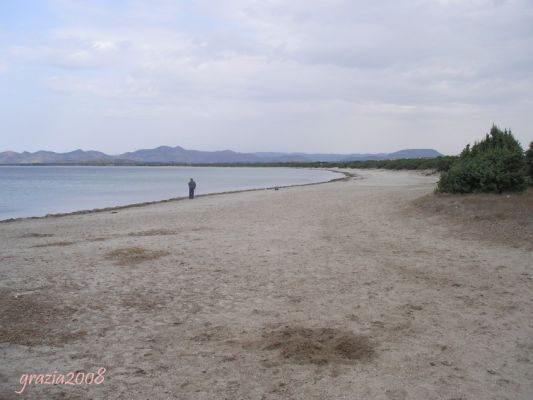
[0, 168, 350, 223]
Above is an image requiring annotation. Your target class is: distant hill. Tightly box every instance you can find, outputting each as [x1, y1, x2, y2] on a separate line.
[0, 149, 112, 164]
[341, 148, 442, 162]
[120, 146, 260, 163]
[0, 146, 443, 164]
[253, 149, 442, 162]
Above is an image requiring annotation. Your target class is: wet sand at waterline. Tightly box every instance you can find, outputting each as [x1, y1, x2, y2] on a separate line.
[1, 169, 532, 399]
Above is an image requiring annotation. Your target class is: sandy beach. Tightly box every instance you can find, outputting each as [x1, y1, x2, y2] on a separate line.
[1, 169, 532, 400]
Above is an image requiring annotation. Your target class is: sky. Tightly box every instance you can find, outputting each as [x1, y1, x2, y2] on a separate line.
[1, 0, 532, 155]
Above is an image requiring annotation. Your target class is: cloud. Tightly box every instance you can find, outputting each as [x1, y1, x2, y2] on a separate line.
[1, 0, 533, 154]
[9, 37, 128, 69]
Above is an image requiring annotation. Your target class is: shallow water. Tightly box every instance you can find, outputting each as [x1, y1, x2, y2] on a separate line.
[0, 166, 340, 219]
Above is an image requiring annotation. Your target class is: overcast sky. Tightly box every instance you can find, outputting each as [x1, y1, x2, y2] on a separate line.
[1, 0, 532, 155]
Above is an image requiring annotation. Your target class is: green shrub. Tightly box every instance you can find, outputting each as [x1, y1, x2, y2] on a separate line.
[526, 141, 533, 185]
[437, 125, 527, 193]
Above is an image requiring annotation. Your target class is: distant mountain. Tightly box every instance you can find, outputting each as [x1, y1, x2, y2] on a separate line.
[379, 149, 442, 160]
[0, 149, 112, 164]
[0, 146, 443, 164]
[341, 148, 442, 162]
[119, 146, 260, 163]
[253, 148, 442, 162]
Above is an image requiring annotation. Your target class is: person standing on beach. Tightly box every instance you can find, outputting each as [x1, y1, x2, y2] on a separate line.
[188, 178, 196, 199]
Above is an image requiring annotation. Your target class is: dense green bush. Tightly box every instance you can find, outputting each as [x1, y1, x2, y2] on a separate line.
[526, 142, 533, 185]
[437, 125, 527, 193]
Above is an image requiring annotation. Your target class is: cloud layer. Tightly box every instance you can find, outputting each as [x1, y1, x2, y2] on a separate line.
[1, 0, 532, 153]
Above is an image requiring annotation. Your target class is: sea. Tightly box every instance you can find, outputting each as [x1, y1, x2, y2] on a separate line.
[0, 166, 340, 220]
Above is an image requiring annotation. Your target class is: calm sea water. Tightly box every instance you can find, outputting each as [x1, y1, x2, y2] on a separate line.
[0, 166, 340, 220]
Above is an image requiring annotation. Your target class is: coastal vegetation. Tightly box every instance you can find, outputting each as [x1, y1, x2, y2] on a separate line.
[437, 126, 528, 193]
[180, 156, 458, 171]
[526, 141, 533, 185]
[332, 156, 457, 171]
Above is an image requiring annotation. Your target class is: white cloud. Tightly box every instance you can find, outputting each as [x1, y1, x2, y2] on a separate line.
[2, 0, 533, 153]
[91, 40, 116, 51]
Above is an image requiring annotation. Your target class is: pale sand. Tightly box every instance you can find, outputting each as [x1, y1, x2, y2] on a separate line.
[0, 169, 532, 399]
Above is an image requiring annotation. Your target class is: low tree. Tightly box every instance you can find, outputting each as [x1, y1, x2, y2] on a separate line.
[437, 125, 527, 193]
[526, 141, 533, 185]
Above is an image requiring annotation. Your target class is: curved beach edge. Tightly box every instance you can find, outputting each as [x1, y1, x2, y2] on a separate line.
[0, 168, 354, 224]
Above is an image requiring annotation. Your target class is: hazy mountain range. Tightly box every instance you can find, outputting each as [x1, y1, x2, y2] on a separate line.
[0, 146, 442, 165]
